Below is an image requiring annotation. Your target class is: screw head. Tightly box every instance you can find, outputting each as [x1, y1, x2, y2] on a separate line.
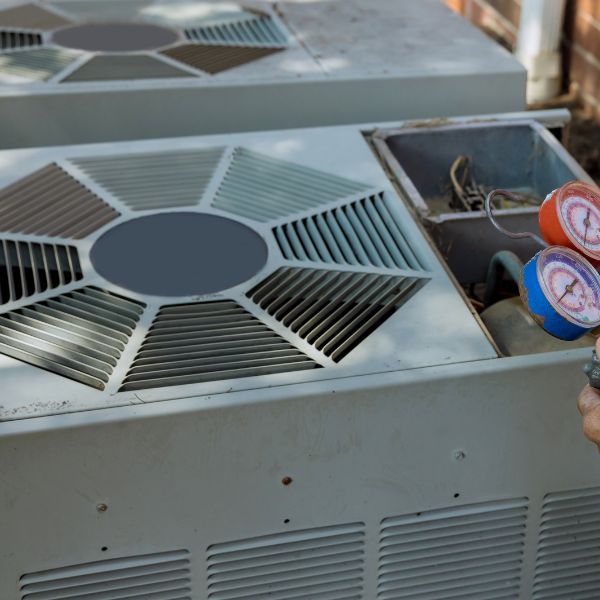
[454, 450, 466, 461]
[281, 476, 293, 486]
[96, 503, 108, 513]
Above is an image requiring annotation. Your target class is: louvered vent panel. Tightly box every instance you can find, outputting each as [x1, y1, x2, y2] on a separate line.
[248, 267, 428, 361]
[0, 240, 82, 304]
[533, 487, 600, 599]
[71, 148, 224, 211]
[64, 54, 195, 82]
[120, 300, 319, 391]
[379, 499, 529, 599]
[0, 287, 144, 390]
[274, 193, 426, 271]
[0, 3, 71, 29]
[51, 0, 151, 21]
[208, 523, 365, 599]
[213, 149, 370, 222]
[0, 48, 79, 81]
[162, 44, 282, 75]
[20, 549, 191, 600]
[144, 4, 259, 28]
[0, 30, 42, 52]
[184, 15, 287, 47]
[0, 163, 119, 238]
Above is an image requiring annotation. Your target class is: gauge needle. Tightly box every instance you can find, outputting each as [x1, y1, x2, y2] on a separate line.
[558, 278, 578, 304]
[584, 209, 591, 246]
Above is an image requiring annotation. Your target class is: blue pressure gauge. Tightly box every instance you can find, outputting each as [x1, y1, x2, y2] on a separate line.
[520, 246, 600, 341]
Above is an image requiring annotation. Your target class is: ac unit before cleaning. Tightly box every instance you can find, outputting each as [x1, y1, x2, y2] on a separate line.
[0, 0, 526, 148]
[1, 118, 597, 600]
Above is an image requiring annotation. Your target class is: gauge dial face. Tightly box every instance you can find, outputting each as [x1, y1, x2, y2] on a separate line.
[558, 183, 600, 257]
[537, 247, 600, 325]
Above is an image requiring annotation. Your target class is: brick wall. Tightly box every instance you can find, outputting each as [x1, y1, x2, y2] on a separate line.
[563, 0, 600, 117]
[446, 0, 600, 116]
[446, 0, 521, 50]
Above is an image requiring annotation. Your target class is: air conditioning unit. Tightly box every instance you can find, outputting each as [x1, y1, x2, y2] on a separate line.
[0, 0, 526, 148]
[1, 114, 599, 599]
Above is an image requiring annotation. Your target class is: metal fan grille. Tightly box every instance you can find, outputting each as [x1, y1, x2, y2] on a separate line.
[63, 54, 194, 82]
[0, 240, 82, 304]
[184, 14, 287, 47]
[0, 3, 70, 29]
[248, 267, 428, 362]
[0, 287, 144, 390]
[0, 30, 42, 52]
[120, 301, 319, 391]
[273, 193, 426, 271]
[71, 148, 225, 210]
[213, 148, 370, 221]
[161, 44, 282, 75]
[0, 163, 119, 237]
[0, 143, 432, 399]
[0, 1, 290, 83]
[0, 47, 78, 81]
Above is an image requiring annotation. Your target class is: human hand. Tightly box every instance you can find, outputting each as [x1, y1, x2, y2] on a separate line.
[578, 338, 600, 451]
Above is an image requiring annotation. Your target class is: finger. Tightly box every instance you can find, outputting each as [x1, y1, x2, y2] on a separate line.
[578, 384, 600, 416]
[582, 407, 600, 445]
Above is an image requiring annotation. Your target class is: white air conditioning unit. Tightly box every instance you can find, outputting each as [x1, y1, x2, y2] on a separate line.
[1, 114, 599, 599]
[0, 0, 526, 148]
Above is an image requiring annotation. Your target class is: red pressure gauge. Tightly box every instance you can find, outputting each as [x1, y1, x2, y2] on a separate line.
[539, 181, 600, 265]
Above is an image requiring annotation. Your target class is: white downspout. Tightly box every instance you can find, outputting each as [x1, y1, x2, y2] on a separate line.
[516, 0, 567, 104]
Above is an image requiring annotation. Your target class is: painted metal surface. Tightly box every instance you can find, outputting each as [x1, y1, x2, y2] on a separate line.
[0, 114, 593, 600]
[1, 349, 598, 599]
[0, 0, 525, 148]
[0, 125, 495, 420]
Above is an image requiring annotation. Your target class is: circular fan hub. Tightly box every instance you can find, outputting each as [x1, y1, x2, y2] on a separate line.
[51, 23, 180, 52]
[90, 213, 268, 296]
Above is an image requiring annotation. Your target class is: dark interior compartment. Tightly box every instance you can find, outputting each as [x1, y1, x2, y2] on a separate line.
[378, 121, 587, 284]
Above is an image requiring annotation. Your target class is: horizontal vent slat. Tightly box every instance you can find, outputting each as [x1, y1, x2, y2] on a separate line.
[0, 239, 83, 304]
[378, 499, 527, 600]
[63, 54, 194, 82]
[184, 13, 287, 47]
[0, 163, 119, 238]
[378, 579, 520, 600]
[208, 524, 364, 600]
[120, 300, 319, 391]
[534, 487, 600, 599]
[210, 529, 364, 559]
[161, 44, 282, 75]
[0, 48, 78, 81]
[209, 549, 364, 580]
[0, 29, 42, 51]
[273, 193, 426, 271]
[379, 560, 522, 590]
[212, 148, 369, 222]
[248, 267, 428, 361]
[20, 550, 191, 600]
[0, 287, 143, 390]
[0, 3, 71, 29]
[71, 148, 224, 210]
[379, 541, 524, 573]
